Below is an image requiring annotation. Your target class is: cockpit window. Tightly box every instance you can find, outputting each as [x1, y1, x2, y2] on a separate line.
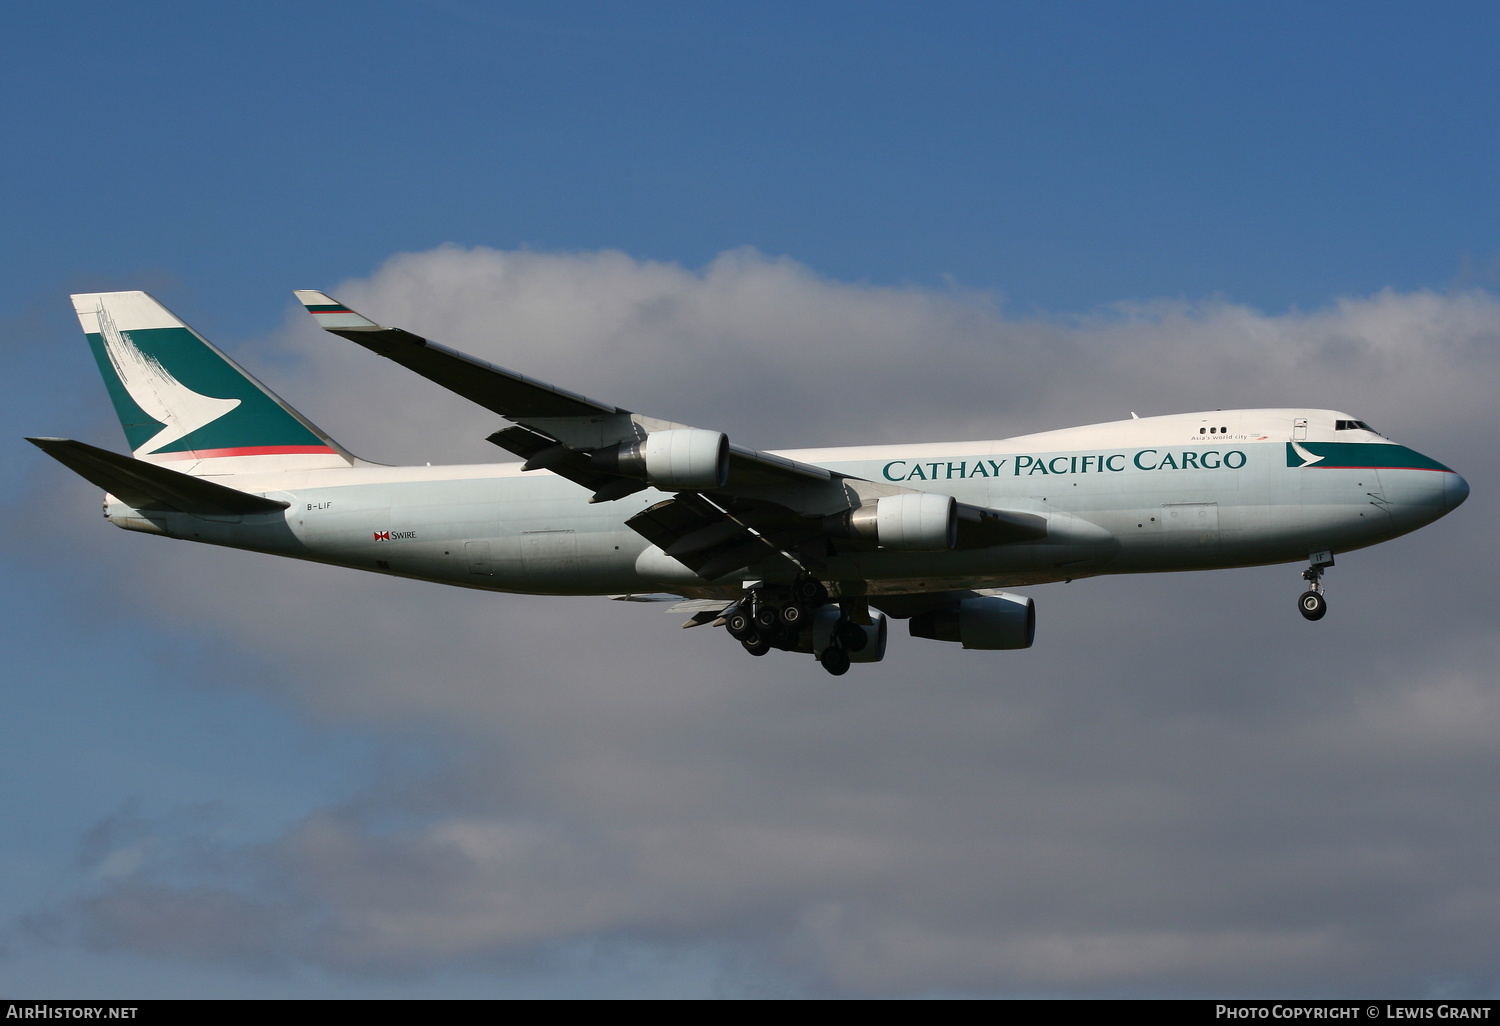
[1335, 419, 1382, 436]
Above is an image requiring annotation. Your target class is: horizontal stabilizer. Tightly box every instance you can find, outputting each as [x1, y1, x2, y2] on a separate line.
[27, 437, 290, 516]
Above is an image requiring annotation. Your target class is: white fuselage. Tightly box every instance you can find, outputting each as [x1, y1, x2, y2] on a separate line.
[105, 409, 1466, 599]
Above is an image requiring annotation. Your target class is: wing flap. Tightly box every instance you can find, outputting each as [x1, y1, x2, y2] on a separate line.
[627, 494, 789, 579]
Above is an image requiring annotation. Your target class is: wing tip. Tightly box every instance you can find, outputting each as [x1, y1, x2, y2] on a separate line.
[293, 290, 380, 329]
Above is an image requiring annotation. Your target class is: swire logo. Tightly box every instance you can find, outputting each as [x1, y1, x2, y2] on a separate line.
[373, 531, 391, 541]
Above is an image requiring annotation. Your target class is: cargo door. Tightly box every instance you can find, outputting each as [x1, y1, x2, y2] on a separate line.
[1161, 502, 1220, 549]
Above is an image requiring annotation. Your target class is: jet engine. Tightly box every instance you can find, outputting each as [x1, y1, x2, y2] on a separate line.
[908, 592, 1035, 649]
[594, 428, 729, 490]
[829, 492, 957, 551]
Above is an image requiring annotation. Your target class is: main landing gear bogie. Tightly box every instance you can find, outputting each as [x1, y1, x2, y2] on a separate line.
[725, 588, 810, 654]
[816, 616, 873, 674]
[725, 578, 869, 675]
[819, 646, 851, 676]
[834, 620, 867, 652]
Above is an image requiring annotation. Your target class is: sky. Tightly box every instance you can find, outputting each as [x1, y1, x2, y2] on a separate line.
[4, 0, 1498, 999]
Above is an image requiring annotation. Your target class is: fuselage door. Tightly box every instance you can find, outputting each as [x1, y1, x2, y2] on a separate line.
[522, 529, 579, 581]
[465, 540, 493, 575]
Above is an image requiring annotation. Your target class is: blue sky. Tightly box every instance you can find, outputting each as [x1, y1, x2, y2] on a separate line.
[9, 1, 1497, 318]
[5, 1, 1499, 998]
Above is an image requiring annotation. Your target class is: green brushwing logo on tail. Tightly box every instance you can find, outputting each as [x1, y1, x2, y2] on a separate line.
[86, 303, 334, 458]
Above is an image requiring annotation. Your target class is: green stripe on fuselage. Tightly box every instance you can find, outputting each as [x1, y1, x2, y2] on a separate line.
[1287, 441, 1453, 472]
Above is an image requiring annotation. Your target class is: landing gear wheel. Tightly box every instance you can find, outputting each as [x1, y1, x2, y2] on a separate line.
[781, 603, 804, 625]
[742, 634, 771, 656]
[754, 606, 780, 630]
[726, 612, 753, 639]
[1298, 554, 1332, 622]
[835, 620, 868, 652]
[1298, 590, 1327, 621]
[820, 646, 851, 675]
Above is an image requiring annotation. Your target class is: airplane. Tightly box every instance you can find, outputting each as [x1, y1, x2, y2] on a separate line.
[29, 290, 1470, 675]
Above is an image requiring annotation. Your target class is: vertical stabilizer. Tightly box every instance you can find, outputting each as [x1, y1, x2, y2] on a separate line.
[74, 292, 356, 475]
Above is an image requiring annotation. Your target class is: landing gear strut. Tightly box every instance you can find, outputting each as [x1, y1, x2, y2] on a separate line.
[817, 618, 863, 676]
[1298, 551, 1334, 621]
[816, 597, 877, 675]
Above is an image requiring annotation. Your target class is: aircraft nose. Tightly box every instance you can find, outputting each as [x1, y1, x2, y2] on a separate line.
[1445, 471, 1470, 510]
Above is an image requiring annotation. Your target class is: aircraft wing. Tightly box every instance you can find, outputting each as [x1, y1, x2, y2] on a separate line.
[296, 291, 835, 490]
[297, 291, 1045, 579]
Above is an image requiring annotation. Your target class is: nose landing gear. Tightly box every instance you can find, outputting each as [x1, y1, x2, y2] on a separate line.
[1298, 550, 1334, 621]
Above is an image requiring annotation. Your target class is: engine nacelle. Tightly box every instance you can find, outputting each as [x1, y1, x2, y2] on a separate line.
[595, 428, 729, 490]
[833, 492, 957, 551]
[908, 593, 1035, 650]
